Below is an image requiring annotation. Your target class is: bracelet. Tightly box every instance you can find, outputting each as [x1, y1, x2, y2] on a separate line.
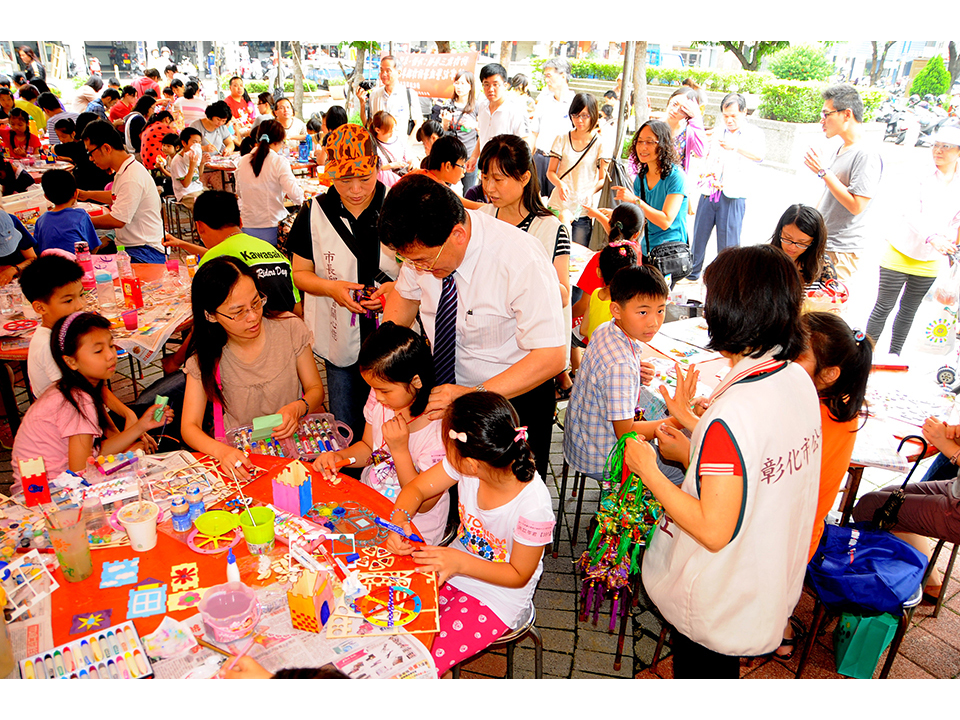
[950, 449, 960, 466]
[391, 507, 413, 523]
[299, 397, 310, 417]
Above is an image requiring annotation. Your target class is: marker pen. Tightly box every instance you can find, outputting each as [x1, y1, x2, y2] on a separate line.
[124, 625, 138, 650]
[90, 636, 103, 661]
[118, 632, 128, 652]
[89, 665, 99, 679]
[80, 639, 92, 665]
[22, 660, 35, 679]
[79, 668, 89, 679]
[63, 646, 75, 672]
[133, 649, 148, 676]
[116, 655, 130, 679]
[106, 659, 118, 679]
[107, 630, 121, 655]
[53, 650, 65, 677]
[124, 652, 137, 677]
[69, 673, 78, 679]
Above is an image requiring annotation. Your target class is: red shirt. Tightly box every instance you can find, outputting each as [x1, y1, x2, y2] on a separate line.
[225, 95, 255, 123]
[0, 125, 41, 154]
[131, 76, 161, 99]
[139, 121, 174, 170]
[109, 101, 133, 124]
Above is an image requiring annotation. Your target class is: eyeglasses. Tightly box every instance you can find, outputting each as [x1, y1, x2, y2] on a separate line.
[397, 241, 446, 272]
[933, 143, 959, 152]
[455, 163, 466, 171]
[86, 144, 103, 159]
[636, 139, 658, 147]
[215, 294, 267, 322]
[820, 109, 841, 119]
[571, 111, 592, 121]
[779, 236, 812, 249]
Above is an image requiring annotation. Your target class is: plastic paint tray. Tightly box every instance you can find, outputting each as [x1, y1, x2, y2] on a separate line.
[193, 510, 241, 537]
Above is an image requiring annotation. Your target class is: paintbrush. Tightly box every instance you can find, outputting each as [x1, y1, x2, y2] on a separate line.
[195, 637, 233, 658]
[222, 633, 259, 673]
[75, 489, 88, 526]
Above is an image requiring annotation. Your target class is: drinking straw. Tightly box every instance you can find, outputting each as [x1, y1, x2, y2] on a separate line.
[75, 489, 88, 526]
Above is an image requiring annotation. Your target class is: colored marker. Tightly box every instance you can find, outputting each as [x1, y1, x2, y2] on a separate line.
[116, 655, 130, 678]
[106, 659, 118, 679]
[98, 662, 108, 678]
[124, 625, 138, 650]
[53, 650, 66, 677]
[80, 640, 92, 665]
[118, 632, 128, 652]
[22, 660, 35, 679]
[108, 630, 121, 655]
[374, 516, 424, 543]
[89, 665, 99, 679]
[98, 635, 110, 658]
[133, 649, 148, 676]
[43, 654, 55, 678]
[90, 636, 103, 661]
[63, 646, 75, 672]
[70, 673, 78, 679]
[79, 668, 88, 679]
[124, 652, 137, 677]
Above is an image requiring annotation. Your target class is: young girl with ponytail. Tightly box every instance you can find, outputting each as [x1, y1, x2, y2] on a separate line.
[11, 312, 172, 486]
[234, 118, 305, 246]
[386, 391, 555, 676]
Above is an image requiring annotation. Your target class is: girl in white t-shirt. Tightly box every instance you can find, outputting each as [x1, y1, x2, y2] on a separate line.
[313, 322, 449, 544]
[386, 392, 555, 676]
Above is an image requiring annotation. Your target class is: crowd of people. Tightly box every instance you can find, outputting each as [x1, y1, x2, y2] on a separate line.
[3, 50, 960, 681]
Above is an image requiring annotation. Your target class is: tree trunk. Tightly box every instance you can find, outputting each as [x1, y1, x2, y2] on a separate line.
[632, 42, 648, 131]
[273, 41, 283, 96]
[292, 41, 304, 119]
[499, 41, 511, 74]
[869, 41, 895, 86]
[436, 41, 451, 54]
[720, 41, 757, 72]
[340, 46, 366, 116]
[949, 41, 960, 87]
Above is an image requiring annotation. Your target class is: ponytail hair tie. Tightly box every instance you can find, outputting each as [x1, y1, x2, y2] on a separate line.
[448, 429, 467, 443]
[259, 134, 270, 143]
[513, 426, 528, 443]
[58, 311, 83, 351]
[853, 329, 866, 343]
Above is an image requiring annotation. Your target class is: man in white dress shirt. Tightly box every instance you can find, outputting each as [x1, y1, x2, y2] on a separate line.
[357, 55, 423, 144]
[466, 63, 529, 175]
[381, 174, 565, 478]
[530, 57, 575, 197]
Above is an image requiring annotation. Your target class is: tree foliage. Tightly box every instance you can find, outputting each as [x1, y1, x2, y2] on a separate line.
[869, 41, 896, 86]
[910, 55, 951, 98]
[948, 42, 960, 87]
[769, 44, 835, 82]
[337, 41, 380, 114]
[692, 41, 790, 72]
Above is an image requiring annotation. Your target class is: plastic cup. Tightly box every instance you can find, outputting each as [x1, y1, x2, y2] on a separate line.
[117, 501, 160, 552]
[47, 509, 93, 582]
[121, 309, 138, 331]
[238, 506, 275, 555]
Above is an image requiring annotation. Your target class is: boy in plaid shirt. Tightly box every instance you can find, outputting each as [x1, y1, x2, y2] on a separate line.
[564, 265, 685, 486]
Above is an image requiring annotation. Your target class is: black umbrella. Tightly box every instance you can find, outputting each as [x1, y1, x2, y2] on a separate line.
[872, 434, 929, 531]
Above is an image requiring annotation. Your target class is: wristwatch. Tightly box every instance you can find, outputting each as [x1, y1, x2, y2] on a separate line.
[817, 169, 827, 179]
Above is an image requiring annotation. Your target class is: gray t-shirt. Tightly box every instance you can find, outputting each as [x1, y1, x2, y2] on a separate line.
[190, 118, 233, 153]
[817, 141, 883, 254]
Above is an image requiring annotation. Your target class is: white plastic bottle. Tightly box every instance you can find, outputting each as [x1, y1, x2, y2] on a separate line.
[115, 245, 134, 279]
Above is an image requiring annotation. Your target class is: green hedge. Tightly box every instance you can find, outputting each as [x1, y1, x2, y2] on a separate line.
[219, 78, 319, 94]
[758, 80, 884, 123]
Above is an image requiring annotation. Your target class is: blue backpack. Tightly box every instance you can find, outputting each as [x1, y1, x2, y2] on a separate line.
[806, 523, 928, 615]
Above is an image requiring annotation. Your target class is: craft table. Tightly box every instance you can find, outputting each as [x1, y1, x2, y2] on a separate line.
[43, 454, 436, 653]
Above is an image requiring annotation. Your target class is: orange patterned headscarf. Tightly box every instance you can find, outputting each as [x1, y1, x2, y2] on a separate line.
[323, 123, 378, 181]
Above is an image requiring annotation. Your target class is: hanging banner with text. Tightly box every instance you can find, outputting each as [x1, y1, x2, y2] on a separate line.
[396, 52, 479, 99]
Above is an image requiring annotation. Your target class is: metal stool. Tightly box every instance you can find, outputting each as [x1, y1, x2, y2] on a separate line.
[162, 196, 197, 242]
[553, 459, 589, 558]
[450, 605, 543, 679]
[796, 583, 923, 678]
[926, 539, 958, 618]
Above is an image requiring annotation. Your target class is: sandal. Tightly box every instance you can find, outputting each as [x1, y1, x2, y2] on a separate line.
[774, 616, 805, 661]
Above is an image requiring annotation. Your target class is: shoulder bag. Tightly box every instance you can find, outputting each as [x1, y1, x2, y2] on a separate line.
[639, 167, 692, 285]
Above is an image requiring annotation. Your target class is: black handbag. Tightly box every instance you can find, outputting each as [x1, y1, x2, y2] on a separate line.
[639, 167, 692, 285]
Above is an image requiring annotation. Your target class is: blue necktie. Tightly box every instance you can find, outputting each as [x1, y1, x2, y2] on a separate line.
[433, 274, 458, 386]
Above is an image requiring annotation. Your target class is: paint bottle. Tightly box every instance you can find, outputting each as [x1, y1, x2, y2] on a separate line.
[170, 494, 192, 532]
[226, 549, 240, 583]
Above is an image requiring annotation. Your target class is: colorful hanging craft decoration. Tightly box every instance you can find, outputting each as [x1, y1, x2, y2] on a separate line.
[576, 432, 663, 632]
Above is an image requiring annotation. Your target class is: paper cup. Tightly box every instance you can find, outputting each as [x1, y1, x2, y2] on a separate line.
[117, 501, 160, 552]
[121, 308, 138, 331]
[238, 506, 275, 554]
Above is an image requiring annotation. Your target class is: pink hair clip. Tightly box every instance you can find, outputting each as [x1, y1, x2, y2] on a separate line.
[448, 429, 467, 443]
[513, 426, 528, 443]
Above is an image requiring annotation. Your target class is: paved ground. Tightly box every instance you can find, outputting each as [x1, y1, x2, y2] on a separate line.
[3, 114, 958, 679]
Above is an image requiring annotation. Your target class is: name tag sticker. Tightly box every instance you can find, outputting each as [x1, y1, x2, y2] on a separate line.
[515, 517, 555, 545]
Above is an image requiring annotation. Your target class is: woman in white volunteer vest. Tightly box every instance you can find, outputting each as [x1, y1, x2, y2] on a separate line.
[624, 244, 821, 678]
[289, 124, 399, 439]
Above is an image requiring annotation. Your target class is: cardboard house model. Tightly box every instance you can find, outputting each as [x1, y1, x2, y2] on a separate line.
[272, 459, 312, 517]
[287, 569, 334, 633]
[18, 457, 50, 506]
